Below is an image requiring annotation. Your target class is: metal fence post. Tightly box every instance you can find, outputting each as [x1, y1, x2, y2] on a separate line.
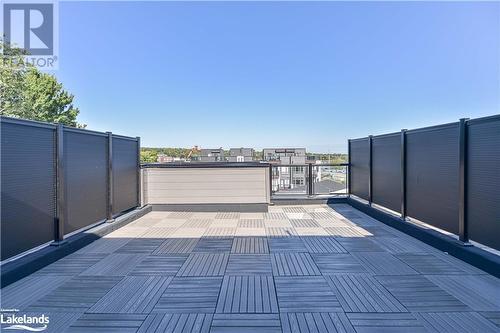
[106, 132, 114, 222]
[136, 137, 141, 208]
[401, 129, 407, 220]
[53, 124, 66, 244]
[347, 139, 351, 196]
[368, 135, 373, 205]
[308, 163, 314, 196]
[269, 164, 273, 198]
[459, 118, 470, 244]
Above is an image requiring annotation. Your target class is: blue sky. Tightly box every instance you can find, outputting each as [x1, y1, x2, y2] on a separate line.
[55, 1, 500, 153]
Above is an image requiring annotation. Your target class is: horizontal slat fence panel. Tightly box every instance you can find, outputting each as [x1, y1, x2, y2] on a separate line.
[350, 138, 370, 201]
[467, 117, 500, 250]
[1, 120, 56, 260]
[372, 133, 401, 213]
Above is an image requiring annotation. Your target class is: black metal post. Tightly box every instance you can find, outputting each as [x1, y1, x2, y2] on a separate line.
[400, 129, 407, 220]
[347, 139, 351, 196]
[368, 135, 373, 205]
[308, 163, 314, 196]
[106, 132, 114, 222]
[269, 164, 273, 197]
[136, 137, 141, 207]
[53, 124, 65, 244]
[459, 118, 469, 243]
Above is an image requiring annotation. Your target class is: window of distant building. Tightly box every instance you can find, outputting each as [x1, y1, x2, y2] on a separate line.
[236, 156, 244, 162]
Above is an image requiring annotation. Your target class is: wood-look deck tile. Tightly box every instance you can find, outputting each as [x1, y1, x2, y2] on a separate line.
[225, 254, 272, 275]
[154, 238, 199, 254]
[67, 313, 147, 333]
[275, 276, 342, 313]
[81, 253, 146, 276]
[210, 314, 281, 333]
[235, 227, 266, 237]
[302, 236, 347, 253]
[271, 253, 321, 276]
[153, 277, 223, 313]
[281, 312, 356, 333]
[138, 227, 177, 239]
[35, 253, 107, 275]
[239, 212, 265, 219]
[266, 227, 298, 238]
[76, 238, 131, 254]
[153, 219, 187, 228]
[138, 313, 212, 333]
[335, 237, 385, 252]
[326, 274, 407, 313]
[182, 219, 213, 228]
[312, 254, 368, 274]
[290, 219, 320, 228]
[238, 219, 265, 228]
[168, 212, 195, 219]
[376, 275, 470, 312]
[231, 237, 269, 254]
[169, 228, 206, 239]
[130, 255, 189, 276]
[264, 220, 292, 228]
[269, 237, 307, 252]
[395, 253, 468, 274]
[216, 276, 278, 313]
[210, 220, 239, 228]
[203, 228, 236, 238]
[177, 253, 229, 276]
[413, 312, 500, 333]
[115, 239, 164, 254]
[347, 313, 426, 333]
[193, 238, 233, 252]
[28, 276, 122, 312]
[371, 236, 434, 254]
[215, 212, 240, 219]
[309, 212, 336, 220]
[324, 226, 371, 238]
[264, 212, 288, 220]
[426, 275, 500, 311]
[283, 206, 307, 213]
[352, 252, 418, 275]
[480, 312, 500, 328]
[88, 276, 172, 313]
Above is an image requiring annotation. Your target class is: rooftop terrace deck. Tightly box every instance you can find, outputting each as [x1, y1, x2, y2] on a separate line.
[1, 204, 499, 332]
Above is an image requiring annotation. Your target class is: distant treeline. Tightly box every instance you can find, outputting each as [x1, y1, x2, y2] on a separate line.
[140, 147, 347, 164]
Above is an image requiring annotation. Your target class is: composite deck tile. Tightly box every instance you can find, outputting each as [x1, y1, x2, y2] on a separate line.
[283, 206, 307, 213]
[413, 312, 500, 333]
[129, 254, 189, 275]
[375, 275, 470, 312]
[312, 254, 368, 274]
[231, 237, 269, 254]
[35, 253, 107, 275]
[264, 220, 292, 228]
[275, 276, 342, 312]
[153, 238, 199, 254]
[281, 312, 356, 333]
[346, 313, 426, 333]
[361, 226, 400, 237]
[81, 253, 146, 276]
[216, 276, 278, 313]
[325, 274, 407, 312]
[193, 238, 233, 252]
[294, 227, 329, 237]
[210, 314, 281, 333]
[371, 236, 434, 254]
[28, 276, 122, 312]
[88, 276, 172, 313]
[426, 274, 500, 311]
[170, 228, 207, 238]
[202, 228, 236, 238]
[153, 219, 187, 228]
[215, 212, 240, 219]
[235, 227, 266, 237]
[264, 212, 289, 220]
[395, 253, 468, 274]
[271, 253, 321, 276]
[324, 226, 371, 238]
[115, 238, 165, 253]
[138, 313, 212, 333]
[153, 277, 223, 313]
[169, 212, 195, 219]
[182, 219, 213, 228]
[17, 312, 81, 333]
[67, 313, 147, 333]
[238, 219, 265, 228]
[0, 274, 71, 310]
[138, 227, 177, 239]
[269, 237, 307, 252]
[290, 219, 320, 228]
[335, 237, 385, 252]
[480, 312, 500, 328]
[266, 227, 298, 237]
[239, 212, 265, 219]
[176, 253, 229, 276]
[76, 238, 131, 254]
[352, 252, 418, 275]
[301, 236, 347, 253]
[309, 212, 336, 220]
[432, 251, 488, 275]
[225, 254, 273, 275]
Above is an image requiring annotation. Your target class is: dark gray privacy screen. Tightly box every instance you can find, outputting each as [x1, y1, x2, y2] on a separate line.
[64, 129, 108, 235]
[350, 138, 370, 200]
[372, 133, 401, 212]
[467, 117, 500, 250]
[112, 137, 138, 215]
[406, 124, 459, 234]
[1, 120, 56, 260]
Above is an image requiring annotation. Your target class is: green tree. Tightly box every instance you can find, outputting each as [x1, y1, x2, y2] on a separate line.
[0, 39, 84, 127]
[140, 149, 158, 163]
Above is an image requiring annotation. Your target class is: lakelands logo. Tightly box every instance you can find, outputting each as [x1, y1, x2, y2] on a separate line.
[1, 0, 59, 69]
[0, 313, 49, 331]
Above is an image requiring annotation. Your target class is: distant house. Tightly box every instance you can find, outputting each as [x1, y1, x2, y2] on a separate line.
[263, 148, 308, 190]
[228, 148, 254, 162]
[200, 148, 225, 162]
[262, 148, 307, 164]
